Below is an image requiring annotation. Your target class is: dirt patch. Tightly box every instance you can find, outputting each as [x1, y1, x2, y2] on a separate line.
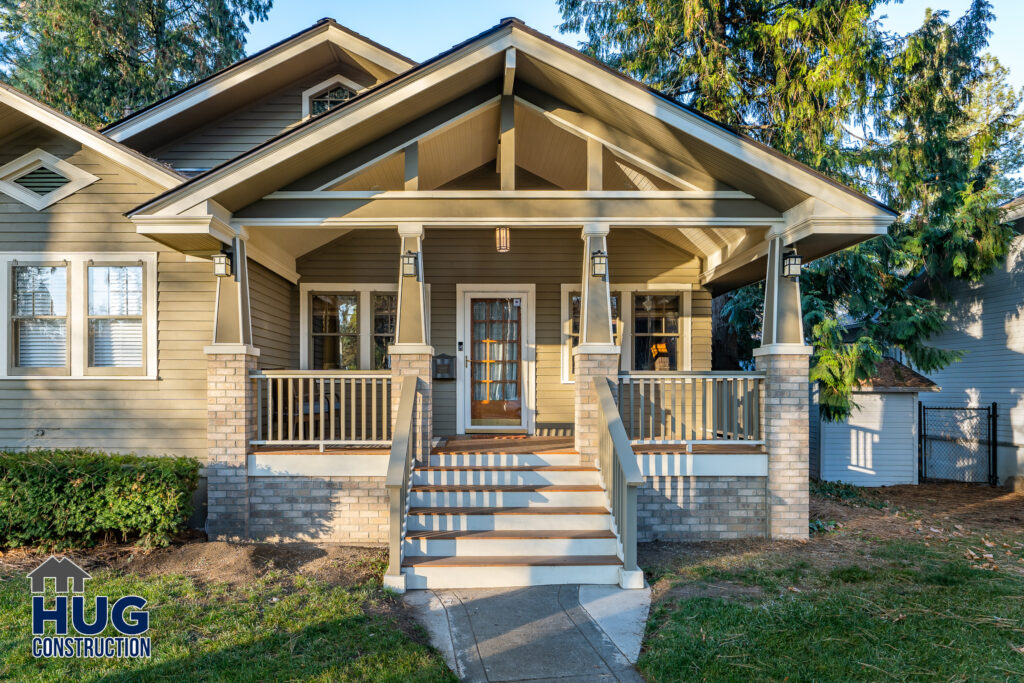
[0, 532, 385, 589]
[656, 579, 765, 604]
[862, 483, 1024, 531]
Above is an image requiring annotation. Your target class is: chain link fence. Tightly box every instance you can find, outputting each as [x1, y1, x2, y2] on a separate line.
[919, 404, 997, 484]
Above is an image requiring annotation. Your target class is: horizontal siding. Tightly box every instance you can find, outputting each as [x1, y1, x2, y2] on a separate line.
[249, 259, 297, 369]
[919, 235, 1024, 482]
[0, 125, 214, 459]
[297, 228, 708, 435]
[821, 392, 917, 487]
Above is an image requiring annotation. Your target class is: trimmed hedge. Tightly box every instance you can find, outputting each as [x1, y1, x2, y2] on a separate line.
[0, 449, 199, 549]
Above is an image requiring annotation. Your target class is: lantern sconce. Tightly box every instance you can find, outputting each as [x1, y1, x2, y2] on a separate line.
[495, 226, 510, 253]
[212, 251, 232, 278]
[591, 250, 608, 278]
[782, 250, 802, 279]
[401, 250, 419, 277]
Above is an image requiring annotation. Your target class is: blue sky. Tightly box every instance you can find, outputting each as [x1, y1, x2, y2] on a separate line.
[245, 1, 1024, 90]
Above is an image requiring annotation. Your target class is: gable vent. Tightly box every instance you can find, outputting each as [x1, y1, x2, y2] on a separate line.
[13, 167, 71, 196]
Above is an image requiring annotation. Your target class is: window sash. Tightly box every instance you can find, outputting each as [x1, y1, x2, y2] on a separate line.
[632, 294, 681, 371]
[310, 293, 360, 370]
[86, 265, 144, 373]
[371, 293, 397, 370]
[10, 264, 69, 374]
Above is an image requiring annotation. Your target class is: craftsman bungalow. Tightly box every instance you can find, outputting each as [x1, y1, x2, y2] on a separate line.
[0, 18, 894, 590]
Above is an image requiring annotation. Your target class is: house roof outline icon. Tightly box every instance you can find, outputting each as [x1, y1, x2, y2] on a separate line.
[26, 556, 92, 594]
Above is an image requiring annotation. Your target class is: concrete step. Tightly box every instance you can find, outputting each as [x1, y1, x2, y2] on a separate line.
[401, 555, 623, 589]
[429, 453, 581, 468]
[409, 485, 607, 508]
[407, 506, 612, 532]
[412, 466, 599, 487]
[403, 531, 618, 557]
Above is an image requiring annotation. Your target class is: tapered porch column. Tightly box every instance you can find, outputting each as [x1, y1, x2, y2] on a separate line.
[205, 235, 259, 541]
[754, 236, 812, 540]
[389, 223, 433, 460]
[573, 223, 620, 464]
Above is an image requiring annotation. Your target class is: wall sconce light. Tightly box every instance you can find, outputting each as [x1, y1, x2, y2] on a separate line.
[495, 226, 510, 253]
[212, 251, 232, 278]
[591, 250, 608, 278]
[782, 250, 802, 279]
[401, 250, 419, 277]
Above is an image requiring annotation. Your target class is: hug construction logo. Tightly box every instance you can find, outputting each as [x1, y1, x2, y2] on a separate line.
[27, 556, 151, 659]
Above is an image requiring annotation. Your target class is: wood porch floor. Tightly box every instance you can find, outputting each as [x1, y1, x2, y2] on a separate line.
[252, 434, 765, 456]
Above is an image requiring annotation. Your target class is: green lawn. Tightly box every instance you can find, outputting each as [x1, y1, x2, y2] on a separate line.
[0, 564, 455, 682]
[639, 525, 1024, 681]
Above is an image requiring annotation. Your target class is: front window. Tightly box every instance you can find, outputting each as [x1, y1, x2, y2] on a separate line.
[633, 294, 680, 371]
[568, 291, 621, 376]
[87, 265, 143, 369]
[310, 86, 354, 115]
[372, 294, 397, 369]
[311, 294, 359, 370]
[11, 265, 68, 371]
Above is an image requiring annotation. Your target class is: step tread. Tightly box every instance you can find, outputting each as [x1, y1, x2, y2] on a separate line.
[409, 506, 610, 516]
[405, 529, 616, 540]
[411, 484, 603, 492]
[417, 466, 596, 472]
[403, 554, 623, 567]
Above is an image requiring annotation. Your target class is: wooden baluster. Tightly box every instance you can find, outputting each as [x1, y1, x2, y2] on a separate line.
[371, 377, 378, 442]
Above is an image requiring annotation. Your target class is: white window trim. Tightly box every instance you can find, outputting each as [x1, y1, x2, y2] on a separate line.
[0, 149, 99, 211]
[0, 252, 157, 380]
[298, 282, 431, 370]
[560, 283, 695, 383]
[301, 75, 367, 119]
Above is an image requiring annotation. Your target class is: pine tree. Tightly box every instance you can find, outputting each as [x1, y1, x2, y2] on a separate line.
[0, 0, 273, 127]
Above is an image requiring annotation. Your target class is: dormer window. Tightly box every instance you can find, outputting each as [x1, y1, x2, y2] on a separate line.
[301, 75, 365, 119]
[0, 149, 98, 211]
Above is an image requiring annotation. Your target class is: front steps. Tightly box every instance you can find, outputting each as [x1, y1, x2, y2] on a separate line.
[402, 449, 624, 589]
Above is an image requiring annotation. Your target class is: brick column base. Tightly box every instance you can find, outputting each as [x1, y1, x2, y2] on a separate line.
[390, 352, 432, 463]
[204, 345, 259, 541]
[573, 352, 620, 465]
[755, 348, 812, 540]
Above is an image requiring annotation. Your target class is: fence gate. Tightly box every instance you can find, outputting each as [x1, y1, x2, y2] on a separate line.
[918, 403, 997, 484]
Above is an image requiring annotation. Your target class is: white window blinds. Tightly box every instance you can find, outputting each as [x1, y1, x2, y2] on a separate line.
[12, 265, 68, 368]
[88, 265, 143, 368]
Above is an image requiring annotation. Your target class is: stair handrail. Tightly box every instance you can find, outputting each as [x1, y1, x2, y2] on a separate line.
[594, 376, 644, 573]
[385, 375, 418, 581]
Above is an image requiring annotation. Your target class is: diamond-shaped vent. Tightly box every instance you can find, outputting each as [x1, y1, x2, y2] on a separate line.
[13, 167, 70, 196]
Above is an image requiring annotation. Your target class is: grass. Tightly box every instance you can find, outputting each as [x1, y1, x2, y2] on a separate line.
[639, 533, 1024, 682]
[0, 567, 455, 682]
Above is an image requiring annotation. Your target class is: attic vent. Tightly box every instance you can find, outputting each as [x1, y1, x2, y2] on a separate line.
[13, 167, 70, 196]
[310, 86, 355, 115]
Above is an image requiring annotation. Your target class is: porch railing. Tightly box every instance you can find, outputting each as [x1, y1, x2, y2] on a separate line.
[385, 376, 418, 583]
[595, 377, 643, 573]
[250, 370, 393, 448]
[617, 371, 765, 445]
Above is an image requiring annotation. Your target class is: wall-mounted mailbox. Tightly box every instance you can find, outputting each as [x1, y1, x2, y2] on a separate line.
[433, 353, 456, 380]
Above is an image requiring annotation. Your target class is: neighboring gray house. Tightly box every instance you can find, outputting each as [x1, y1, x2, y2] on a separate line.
[917, 198, 1024, 490]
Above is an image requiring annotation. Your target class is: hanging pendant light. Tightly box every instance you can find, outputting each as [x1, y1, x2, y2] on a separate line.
[495, 226, 510, 253]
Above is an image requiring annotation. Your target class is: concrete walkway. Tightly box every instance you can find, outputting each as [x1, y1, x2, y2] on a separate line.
[405, 584, 650, 682]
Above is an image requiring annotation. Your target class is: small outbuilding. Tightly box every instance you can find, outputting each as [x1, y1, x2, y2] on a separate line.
[811, 358, 939, 487]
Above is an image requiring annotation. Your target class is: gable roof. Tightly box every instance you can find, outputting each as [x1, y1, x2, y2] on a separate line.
[129, 18, 895, 220]
[1004, 194, 1024, 226]
[103, 18, 417, 150]
[0, 82, 183, 189]
[856, 358, 939, 392]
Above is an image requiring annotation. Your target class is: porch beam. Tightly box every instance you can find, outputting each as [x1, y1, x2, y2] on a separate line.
[499, 95, 515, 190]
[586, 138, 603, 191]
[503, 48, 516, 96]
[403, 141, 419, 191]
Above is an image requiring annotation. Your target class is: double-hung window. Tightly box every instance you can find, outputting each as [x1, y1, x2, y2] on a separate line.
[87, 265, 144, 373]
[633, 294, 681, 371]
[11, 264, 68, 374]
[565, 290, 621, 378]
[308, 290, 398, 371]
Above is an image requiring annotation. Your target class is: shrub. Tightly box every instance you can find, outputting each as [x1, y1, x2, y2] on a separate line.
[0, 449, 199, 549]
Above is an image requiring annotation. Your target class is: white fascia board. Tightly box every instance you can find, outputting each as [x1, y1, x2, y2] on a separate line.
[232, 217, 782, 229]
[508, 29, 894, 219]
[135, 31, 513, 218]
[0, 88, 182, 189]
[267, 190, 754, 200]
[323, 24, 415, 75]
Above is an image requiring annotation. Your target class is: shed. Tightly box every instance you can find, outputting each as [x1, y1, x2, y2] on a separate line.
[813, 358, 939, 487]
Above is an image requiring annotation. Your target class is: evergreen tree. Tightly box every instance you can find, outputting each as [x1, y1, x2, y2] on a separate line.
[0, 0, 273, 127]
[560, 0, 1021, 418]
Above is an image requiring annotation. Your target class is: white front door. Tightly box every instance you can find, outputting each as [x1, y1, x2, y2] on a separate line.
[456, 285, 535, 434]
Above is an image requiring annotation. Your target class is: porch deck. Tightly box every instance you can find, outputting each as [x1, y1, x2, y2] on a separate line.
[251, 434, 765, 456]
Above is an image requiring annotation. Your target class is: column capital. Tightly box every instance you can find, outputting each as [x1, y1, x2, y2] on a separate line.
[752, 344, 813, 357]
[582, 222, 610, 237]
[204, 344, 260, 357]
[396, 222, 424, 238]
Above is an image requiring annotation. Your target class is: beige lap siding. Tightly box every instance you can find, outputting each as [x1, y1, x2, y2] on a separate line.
[249, 259, 298, 370]
[638, 476, 767, 540]
[0, 125, 214, 459]
[296, 227, 709, 436]
[248, 476, 388, 543]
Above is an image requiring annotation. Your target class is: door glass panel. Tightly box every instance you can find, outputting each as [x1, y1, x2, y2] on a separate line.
[469, 297, 523, 427]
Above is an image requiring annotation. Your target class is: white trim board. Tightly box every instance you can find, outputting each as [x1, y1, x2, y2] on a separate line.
[637, 452, 767, 478]
[0, 251, 158, 380]
[455, 284, 536, 435]
[301, 75, 371, 119]
[249, 452, 388, 477]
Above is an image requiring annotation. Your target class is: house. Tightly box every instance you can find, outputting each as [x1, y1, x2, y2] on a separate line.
[27, 556, 92, 593]
[916, 198, 1024, 490]
[0, 18, 894, 590]
[810, 358, 938, 487]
